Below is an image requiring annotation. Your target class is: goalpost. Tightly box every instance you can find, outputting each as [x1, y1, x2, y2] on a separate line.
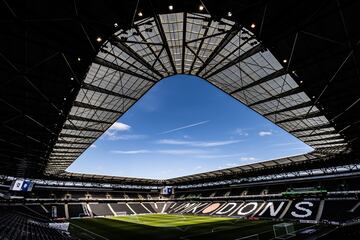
[273, 223, 295, 239]
[115, 211, 127, 216]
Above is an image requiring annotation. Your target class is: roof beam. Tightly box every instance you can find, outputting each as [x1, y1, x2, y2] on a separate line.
[154, 14, 177, 74]
[264, 101, 313, 116]
[51, 152, 81, 158]
[68, 115, 113, 125]
[181, 12, 187, 74]
[315, 143, 347, 148]
[296, 130, 338, 138]
[115, 39, 163, 46]
[204, 44, 263, 79]
[59, 133, 97, 139]
[290, 123, 333, 133]
[73, 101, 123, 114]
[275, 111, 322, 124]
[304, 136, 343, 144]
[135, 29, 169, 75]
[62, 124, 104, 133]
[93, 57, 156, 83]
[230, 68, 288, 95]
[3, 125, 46, 146]
[189, 18, 212, 73]
[196, 25, 240, 75]
[53, 146, 86, 150]
[109, 37, 163, 78]
[186, 28, 235, 44]
[306, 138, 346, 147]
[82, 83, 137, 101]
[249, 87, 303, 107]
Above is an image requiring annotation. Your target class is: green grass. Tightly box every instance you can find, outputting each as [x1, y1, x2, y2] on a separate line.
[69, 214, 303, 240]
[109, 214, 235, 227]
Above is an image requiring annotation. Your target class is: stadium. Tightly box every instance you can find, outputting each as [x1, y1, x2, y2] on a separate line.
[1, 0, 360, 239]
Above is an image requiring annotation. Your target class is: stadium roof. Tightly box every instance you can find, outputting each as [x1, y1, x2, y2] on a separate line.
[0, 0, 359, 183]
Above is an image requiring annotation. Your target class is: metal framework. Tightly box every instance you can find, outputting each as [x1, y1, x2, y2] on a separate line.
[1, 0, 359, 183]
[46, 12, 348, 175]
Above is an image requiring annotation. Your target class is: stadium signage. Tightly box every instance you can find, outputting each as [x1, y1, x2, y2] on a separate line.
[172, 200, 317, 220]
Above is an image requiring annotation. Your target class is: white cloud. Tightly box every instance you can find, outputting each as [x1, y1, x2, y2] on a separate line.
[226, 163, 238, 167]
[103, 122, 131, 140]
[111, 150, 150, 154]
[90, 144, 97, 148]
[157, 139, 241, 147]
[112, 134, 147, 140]
[110, 148, 208, 156]
[239, 157, 257, 161]
[160, 120, 209, 134]
[234, 128, 249, 136]
[197, 153, 246, 159]
[272, 142, 298, 147]
[258, 131, 272, 136]
[157, 149, 207, 155]
[110, 122, 131, 131]
[195, 166, 203, 170]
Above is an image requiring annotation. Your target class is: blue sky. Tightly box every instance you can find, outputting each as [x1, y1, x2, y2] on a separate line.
[67, 75, 313, 179]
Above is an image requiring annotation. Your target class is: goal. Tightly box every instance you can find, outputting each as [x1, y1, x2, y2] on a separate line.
[115, 211, 128, 216]
[273, 223, 295, 239]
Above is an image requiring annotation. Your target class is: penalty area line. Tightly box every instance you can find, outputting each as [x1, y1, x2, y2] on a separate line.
[71, 222, 110, 240]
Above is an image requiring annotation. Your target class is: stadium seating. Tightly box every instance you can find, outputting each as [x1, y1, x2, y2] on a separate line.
[44, 204, 66, 219]
[0, 206, 70, 240]
[67, 204, 88, 218]
[2, 176, 360, 225]
[89, 203, 114, 216]
[128, 203, 151, 214]
[109, 203, 134, 215]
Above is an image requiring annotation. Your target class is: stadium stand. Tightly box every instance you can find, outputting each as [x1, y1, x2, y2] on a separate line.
[44, 204, 66, 219]
[129, 203, 151, 214]
[89, 203, 114, 217]
[67, 204, 88, 218]
[0, 205, 71, 240]
[109, 203, 134, 215]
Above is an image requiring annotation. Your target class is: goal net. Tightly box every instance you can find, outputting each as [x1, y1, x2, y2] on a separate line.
[115, 211, 128, 216]
[273, 223, 295, 239]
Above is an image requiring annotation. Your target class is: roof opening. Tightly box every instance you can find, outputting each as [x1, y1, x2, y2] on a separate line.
[66, 75, 312, 179]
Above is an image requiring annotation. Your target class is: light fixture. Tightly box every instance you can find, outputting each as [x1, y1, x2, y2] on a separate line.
[250, 23, 256, 28]
[70, 77, 74, 81]
[300, 80, 303, 84]
[169, 5, 174, 10]
[227, 11, 232, 17]
[283, 59, 287, 63]
[138, 11, 143, 17]
[96, 37, 102, 42]
[77, 57, 81, 62]
[114, 23, 118, 28]
[199, 5, 204, 11]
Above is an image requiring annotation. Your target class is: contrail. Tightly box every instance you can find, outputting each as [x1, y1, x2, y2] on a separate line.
[160, 120, 210, 134]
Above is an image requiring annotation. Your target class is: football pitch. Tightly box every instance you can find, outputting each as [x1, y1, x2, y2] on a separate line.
[69, 214, 304, 240]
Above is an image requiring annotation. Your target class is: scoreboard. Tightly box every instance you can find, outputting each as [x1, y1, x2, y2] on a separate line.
[10, 179, 34, 192]
[161, 186, 174, 195]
